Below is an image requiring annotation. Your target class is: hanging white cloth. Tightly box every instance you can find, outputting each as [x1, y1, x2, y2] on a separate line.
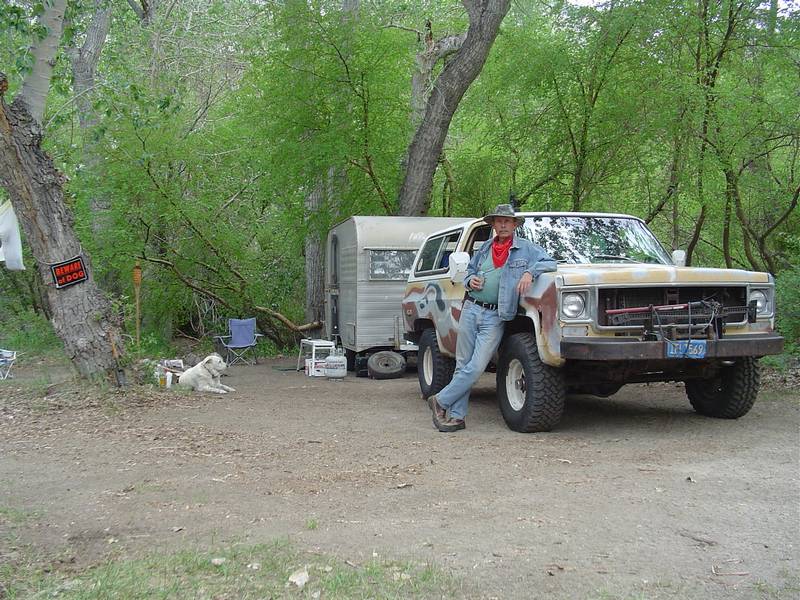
[0, 200, 26, 270]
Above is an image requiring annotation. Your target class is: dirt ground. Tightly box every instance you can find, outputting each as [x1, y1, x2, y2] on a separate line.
[1, 357, 798, 599]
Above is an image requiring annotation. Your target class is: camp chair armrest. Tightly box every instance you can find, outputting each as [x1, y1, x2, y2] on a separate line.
[254, 333, 264, 340]
[214, 335, 232, 343]
[0, 349, 17, 380]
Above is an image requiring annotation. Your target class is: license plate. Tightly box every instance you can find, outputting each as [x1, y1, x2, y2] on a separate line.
[665, 339, 707, 359]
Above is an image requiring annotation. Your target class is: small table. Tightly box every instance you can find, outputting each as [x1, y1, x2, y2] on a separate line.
[296, 339, 336, 371]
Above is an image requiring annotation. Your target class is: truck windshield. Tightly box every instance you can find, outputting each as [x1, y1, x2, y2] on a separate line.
[517, 216, 672, 265]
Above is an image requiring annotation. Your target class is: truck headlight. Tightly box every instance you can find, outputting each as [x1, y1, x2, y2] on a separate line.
[749, 289, 769, 314]
[562, 292, 587, 319]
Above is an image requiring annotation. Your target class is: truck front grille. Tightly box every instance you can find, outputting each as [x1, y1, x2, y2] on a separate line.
[598, 286, 749, 327]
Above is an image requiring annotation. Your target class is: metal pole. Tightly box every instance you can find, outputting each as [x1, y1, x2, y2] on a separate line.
[133, 261, 142, 347]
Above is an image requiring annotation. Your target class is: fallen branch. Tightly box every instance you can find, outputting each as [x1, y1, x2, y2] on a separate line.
[253, 304, 321, 333]
[712, 565, 749, 576]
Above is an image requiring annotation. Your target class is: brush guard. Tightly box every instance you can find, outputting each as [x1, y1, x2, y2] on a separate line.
[605, 300, 758, 359]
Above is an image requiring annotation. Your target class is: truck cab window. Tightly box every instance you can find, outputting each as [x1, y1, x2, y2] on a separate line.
[468, 225, 492, 255]
[416, 232, 461, 274]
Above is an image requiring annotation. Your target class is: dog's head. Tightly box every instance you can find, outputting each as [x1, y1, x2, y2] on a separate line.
[202, 353, 227, 376]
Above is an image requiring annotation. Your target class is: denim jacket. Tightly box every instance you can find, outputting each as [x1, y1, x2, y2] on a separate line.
[465, 235, 557, 321]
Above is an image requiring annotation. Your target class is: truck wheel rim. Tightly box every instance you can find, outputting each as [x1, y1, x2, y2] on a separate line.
[506, 359, 526, 411]
[423, 348, 433, 386]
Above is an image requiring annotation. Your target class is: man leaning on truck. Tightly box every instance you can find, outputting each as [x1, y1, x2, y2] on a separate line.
[428, 203, 557, 432]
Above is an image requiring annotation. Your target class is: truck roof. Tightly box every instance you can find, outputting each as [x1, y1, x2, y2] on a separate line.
[417, 211, 645, 239]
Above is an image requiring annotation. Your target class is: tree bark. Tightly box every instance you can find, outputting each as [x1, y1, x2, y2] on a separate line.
[19, 0, 68, 123]
[410, 24, 466, 128]
[303, 0, 358, 338]
[397, 0, 510, 216]
[126, 0, 160, 26]
[0, 91, 122, 379]
[304, 176, 326, 339]
[66, 1, 113, 238]
[685, 204, 706, 267]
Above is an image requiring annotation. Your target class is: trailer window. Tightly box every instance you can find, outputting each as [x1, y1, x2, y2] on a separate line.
[369, 250, 416, 280]
[415, 231, 461, 274]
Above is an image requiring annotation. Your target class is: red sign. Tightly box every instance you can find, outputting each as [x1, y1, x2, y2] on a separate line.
[50, 256, 88, 289]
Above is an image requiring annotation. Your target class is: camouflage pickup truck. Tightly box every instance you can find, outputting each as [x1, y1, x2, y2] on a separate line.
[402, 212, 784, 432]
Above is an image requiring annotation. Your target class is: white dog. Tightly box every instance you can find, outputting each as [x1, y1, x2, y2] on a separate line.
[177, 353, 235, 394]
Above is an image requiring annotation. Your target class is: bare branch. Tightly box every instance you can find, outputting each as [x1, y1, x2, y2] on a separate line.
[126, 0, 145, 21]
[216, 172, 265, 215]
[383, 23, 424, 37]
[253, 305, 321, 333]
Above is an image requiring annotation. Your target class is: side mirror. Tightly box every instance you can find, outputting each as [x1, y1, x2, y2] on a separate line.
[672, 250, 686, 267]
[448, 251, 470, 283]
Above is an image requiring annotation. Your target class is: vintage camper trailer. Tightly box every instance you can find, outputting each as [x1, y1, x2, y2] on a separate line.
[325, 216, 470, 367]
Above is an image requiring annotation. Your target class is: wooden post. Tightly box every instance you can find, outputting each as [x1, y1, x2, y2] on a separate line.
[132, 261, 142, 347]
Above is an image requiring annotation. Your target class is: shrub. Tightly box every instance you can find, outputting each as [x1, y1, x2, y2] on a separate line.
[0, 309, 63, 356]
[775, 266, 800, 355]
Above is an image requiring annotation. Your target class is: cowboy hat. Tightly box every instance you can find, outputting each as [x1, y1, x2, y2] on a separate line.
[483, 203, 525, 226]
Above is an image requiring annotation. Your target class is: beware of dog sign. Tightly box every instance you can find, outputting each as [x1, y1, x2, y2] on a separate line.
[50, 256, 88, 289]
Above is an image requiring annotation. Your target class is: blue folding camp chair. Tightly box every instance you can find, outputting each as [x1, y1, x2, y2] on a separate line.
[0, 349, 17, 380]
[214, 318, 263, 366]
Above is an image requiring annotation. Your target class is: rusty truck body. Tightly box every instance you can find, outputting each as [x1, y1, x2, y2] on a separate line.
[402, 212, 784, 432]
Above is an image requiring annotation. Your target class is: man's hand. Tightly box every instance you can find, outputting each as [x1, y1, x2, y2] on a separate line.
[470, 275, 485, 291]
[517, 272, 533, 295]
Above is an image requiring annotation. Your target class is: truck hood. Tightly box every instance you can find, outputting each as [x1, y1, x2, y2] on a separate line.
[552, 264, 771, 286]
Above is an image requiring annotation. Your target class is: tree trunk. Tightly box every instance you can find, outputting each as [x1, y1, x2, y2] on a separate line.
[685, 204, 706, 267]
[67, 1, 112, 237]
[0, 93, 122, 379]
[303, 0, 358, 338]
[397, 0, 510, 216]
[304, 178, 325, 339]
[410, 25, 466, 128]
[19, 0, 68, 123]
[126, 0, 160, 26]
[722, 186, 733, 268]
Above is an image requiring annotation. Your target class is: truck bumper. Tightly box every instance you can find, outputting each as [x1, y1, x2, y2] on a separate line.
[561, 334, 784, 361]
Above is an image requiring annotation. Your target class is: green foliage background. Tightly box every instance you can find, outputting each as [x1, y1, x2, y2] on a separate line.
[0, 0, 798, 353]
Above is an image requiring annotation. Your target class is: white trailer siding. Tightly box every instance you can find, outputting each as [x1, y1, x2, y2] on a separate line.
[325, 216, 470, 353]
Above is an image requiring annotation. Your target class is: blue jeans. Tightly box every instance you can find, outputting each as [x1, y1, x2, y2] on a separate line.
[436, 301, 505, 420]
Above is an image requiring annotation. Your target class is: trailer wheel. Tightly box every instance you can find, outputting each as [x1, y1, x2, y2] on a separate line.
[367, 351, 406, 380]
[417, 328, 455, 398]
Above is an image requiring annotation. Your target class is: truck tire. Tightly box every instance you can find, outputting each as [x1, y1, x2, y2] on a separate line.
[685, 357, 760, 419]
[497, 332, 565, 432]
[418, 328, 455, 399]
[367, 351, 406, 380]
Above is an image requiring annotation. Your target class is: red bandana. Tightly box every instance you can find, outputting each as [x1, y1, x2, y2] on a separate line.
[492, 236, 513, 268]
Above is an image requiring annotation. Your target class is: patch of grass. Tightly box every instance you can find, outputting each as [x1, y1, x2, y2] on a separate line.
[757, 388, 800, 404]
[0, 506, 37, 525]
[761, 351, 799, 370]
[752, 571, 800, 600]
[126, 332, 186, 362]
[2, 540, 465, 599]
[305, 518, 318, 530]
[0, 310, 64, 358]
[9, 378, 56, 402]
[132, 479, 170, 494]
[590, 579, 681, 600]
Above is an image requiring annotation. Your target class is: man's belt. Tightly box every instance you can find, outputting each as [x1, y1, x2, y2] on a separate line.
[467, 296, 498, 311]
